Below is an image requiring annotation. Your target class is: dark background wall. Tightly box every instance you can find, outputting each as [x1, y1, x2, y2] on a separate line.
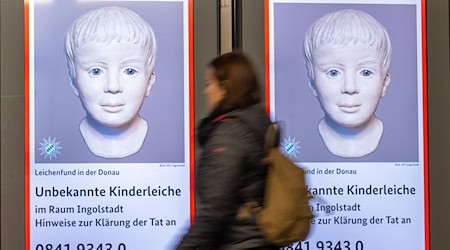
[1, 0, 449, 249]
[1, 0, 27, 249]
[426, 1, 450, 248]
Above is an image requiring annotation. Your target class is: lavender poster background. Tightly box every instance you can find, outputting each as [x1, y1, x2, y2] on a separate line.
[33, 1, 186, 163]
[272, 3, 419, 162]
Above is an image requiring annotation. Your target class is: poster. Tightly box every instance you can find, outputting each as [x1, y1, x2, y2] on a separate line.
[266, 0, 428, 249]
[25, 0, 194, 249]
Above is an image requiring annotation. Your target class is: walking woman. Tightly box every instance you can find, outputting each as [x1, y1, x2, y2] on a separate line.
[176, 52, 277, 250]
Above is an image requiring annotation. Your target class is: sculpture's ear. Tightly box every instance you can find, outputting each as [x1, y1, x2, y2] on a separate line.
[70, 79, 79, 96]
[380, 73, 390, 98]
[145, 72, 156, 97]
[309, 80, 318, 97]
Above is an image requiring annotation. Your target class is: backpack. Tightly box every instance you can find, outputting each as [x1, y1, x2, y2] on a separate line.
[256, 122, 313, 246]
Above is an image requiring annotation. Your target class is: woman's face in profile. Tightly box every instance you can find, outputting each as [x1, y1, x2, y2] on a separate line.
[203, 67, 226, 111]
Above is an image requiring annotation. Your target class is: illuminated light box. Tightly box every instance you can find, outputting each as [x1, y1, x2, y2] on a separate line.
[25, 0, 194, 249]
[265, 0, 429, 249]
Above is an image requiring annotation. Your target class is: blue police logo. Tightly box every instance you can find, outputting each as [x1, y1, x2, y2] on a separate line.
[38, 137, 62, 160]
[280, 136, 301, 159]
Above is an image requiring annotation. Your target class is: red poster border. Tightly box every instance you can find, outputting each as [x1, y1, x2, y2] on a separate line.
[23, 1, 195, 249]
[188, 0, 196, 224]
[421, 0, 429, 247]
[24, 1, 30, 249]
[264, 0, 430, 249]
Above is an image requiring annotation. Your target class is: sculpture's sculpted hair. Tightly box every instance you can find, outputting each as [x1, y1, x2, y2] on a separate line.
[64, 6, 157, 85]
[303, 9, 391, 84]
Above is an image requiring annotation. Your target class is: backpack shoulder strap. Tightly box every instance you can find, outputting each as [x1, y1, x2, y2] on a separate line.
[264, 122, 282, 153]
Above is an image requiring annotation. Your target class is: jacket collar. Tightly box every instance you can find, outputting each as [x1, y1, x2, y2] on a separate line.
[197, 108, 232, 147]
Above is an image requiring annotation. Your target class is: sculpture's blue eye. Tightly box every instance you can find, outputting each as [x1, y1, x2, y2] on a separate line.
[89, 68, 103, 76]
[360, 69, 374, 77]
[124, 68, 137, 75]
[326, 69, 340, 78]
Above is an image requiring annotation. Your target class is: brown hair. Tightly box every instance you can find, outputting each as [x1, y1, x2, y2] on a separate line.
[208, 52, 261, 112]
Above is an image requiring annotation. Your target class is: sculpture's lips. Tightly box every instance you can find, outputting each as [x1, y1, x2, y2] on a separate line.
[101, 104, 125, 113]
[339, 104, 361, 113]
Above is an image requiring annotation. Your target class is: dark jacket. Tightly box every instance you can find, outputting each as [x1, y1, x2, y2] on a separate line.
[177, 104, 272, 250]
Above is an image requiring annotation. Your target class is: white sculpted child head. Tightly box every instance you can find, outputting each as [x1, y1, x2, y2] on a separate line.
[302, 9, 392, 158]
[64, 6, 157, 158]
